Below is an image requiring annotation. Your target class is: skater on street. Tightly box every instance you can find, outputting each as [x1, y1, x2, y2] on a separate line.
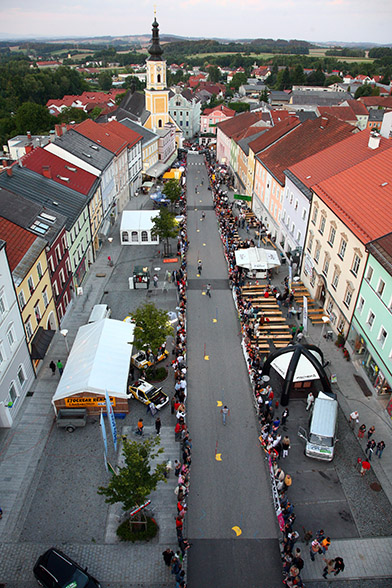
[197, 260, 202, 275]
[206, 283, 211, 298]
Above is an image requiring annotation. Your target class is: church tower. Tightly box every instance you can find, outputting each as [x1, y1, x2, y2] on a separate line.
[145, 15, 170, 130]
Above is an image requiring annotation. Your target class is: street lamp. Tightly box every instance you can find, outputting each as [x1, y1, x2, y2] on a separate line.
[318, 316, 330, 348]
[60, 329, 69, 354]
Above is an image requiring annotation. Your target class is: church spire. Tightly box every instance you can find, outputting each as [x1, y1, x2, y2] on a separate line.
[148, 14, 163, 61]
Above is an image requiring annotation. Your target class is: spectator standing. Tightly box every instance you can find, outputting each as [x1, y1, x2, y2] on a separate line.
[49, 361, 56, 376]
[306, 392, 314, 411]
[376, 440, 386, 458]
[155, 417, 162, 435]
[162, 547, 174, 567]
[349, 410, 359, 429]
[358, 424, 366, 439]
[367, 425, 375, 439]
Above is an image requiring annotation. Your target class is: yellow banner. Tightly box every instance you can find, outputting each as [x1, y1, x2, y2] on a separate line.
[65, 396, 116, 407]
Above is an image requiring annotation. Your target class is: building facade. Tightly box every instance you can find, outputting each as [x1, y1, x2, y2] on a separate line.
[0, 241, 35, 427]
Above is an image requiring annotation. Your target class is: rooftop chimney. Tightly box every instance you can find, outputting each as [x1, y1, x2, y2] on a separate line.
[6, 166, 13, 177]
[55, 124, 63, 137]
[42, 165, 52, 179]
[25, 144, 33, 154]
[27, 131, 32, 141]
[368, 130, 381, 150]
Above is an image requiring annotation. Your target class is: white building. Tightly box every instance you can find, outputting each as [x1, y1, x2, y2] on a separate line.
[0, 241, 35, 427]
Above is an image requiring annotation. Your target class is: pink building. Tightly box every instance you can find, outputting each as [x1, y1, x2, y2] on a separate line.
[200, 105, 236, 135]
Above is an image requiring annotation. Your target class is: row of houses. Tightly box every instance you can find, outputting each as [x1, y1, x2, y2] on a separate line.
[216, 109, 392, 399]
[0, 116, 170, 428]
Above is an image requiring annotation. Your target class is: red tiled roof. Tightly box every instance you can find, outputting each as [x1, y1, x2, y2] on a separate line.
[101, 120, 142, 149]
[249, 117, 300, 155]
[270, 109, 292, 125]
[0, 217, 38, 271]
[216, 111, 265, 138]
[232, 124, 266, 143]
[21, 147, 98, 195]
[345, 99, 369, 116]
[358, 96, 392, 108]
[257, 115, 354, 184]
[202, 105, 235, 117]
[318, 106, 357, 124]
[73, 119, 128, 155]
[288, 128, 392, 189]
[314, 147, 392, 243]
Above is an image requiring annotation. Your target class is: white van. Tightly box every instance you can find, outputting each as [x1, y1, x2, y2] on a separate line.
[88, 304, 111, 324]
[298, 391, 338, 461]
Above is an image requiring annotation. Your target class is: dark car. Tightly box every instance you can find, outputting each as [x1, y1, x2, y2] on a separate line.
[34, 548, 101, 588]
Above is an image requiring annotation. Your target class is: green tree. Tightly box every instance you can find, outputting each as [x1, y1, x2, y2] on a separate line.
[163, 178, 182, 210]
[276, 66, 292, 90]
[291, 64, 306, 86]
[228, 102, 250, 113]
[122, 76, 145, 91]
[130, 302, 174, 357]
[307, 65, 326, 86]
[13, 102, 56, 135]
[324, 75, 342, 87]
[89, 106, 103, 120]
[230, 72, 247, 91]
[57, 106, 88, 124]
[151, 207, 179, 255]
[208, 65, 221, 83]
[97, 436, 167, 512]
[354, 84, 379, 98]
[98, 71, 113, 90]
[260, 88, 269, 103]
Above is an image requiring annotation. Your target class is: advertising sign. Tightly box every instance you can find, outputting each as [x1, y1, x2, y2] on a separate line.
[65, 396, 116, 408]
[105, 390, 118, 452]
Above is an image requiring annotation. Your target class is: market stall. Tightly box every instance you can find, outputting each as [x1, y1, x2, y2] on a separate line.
[120, 210, 160, 245]
[52, 318, 135, 416]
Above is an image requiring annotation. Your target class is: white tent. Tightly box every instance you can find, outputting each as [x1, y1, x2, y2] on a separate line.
[270, 349, 323, 382]
[120, 210, 160, 245]
[52, 319, 135, 404]
[235, 247, 280, 273]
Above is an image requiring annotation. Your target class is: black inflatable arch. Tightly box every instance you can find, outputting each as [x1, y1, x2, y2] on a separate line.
[262, 343, 333, 406]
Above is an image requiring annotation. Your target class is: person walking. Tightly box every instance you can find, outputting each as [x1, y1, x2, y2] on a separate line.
[153, 274, 158, 288]
[56, 359, 64, 376]
[155, 417, 162, 435]
[322, 558, 335, 579]
[333, 556, 345, 576]
[281, 408, 289, 427]
[162, 547, 174, 567]
[376, 440, 385, 458]
[360, 459, 371, 476]
[306, 392, 314, 411]
[197, 260, 202, 275]
[137, 418, 144, 436]
[282, 436, 291, 458]
[358, 423, 366, 439]
[366, 439, 376, 460]
[206, 283, 211, 298]
[49, 360, 56, 376]
[221, 405, 230, 425]
[321, 536, 331, 554]
[309, 539, 321, 561]
[349, 410, 359, 429]
[367, 425, 375, 439]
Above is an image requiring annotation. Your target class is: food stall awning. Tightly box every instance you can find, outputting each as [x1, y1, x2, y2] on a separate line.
[235, 247, 281, 271]
[142, 181, 154, 189]
[163, 168, 183, 180]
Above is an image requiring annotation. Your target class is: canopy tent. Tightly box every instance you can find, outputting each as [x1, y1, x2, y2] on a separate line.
[270, 348, 323, 382]
[120, 210, 159, 245]
[235, 247, 280, 272]
[262, 343, 333, 406]
[52, 318, 135, 407]
[141, 181, 154, 189]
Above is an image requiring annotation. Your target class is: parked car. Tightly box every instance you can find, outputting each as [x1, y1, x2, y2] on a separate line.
[131, 347, 169, 370]
[128, 378, 169, 410]
[34, 547, 101, 587]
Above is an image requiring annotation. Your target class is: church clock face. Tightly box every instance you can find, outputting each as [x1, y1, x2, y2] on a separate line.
[156, 65, 161, 72]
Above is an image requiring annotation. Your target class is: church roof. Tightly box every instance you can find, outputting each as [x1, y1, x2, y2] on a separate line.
[148, 17, 164, 62]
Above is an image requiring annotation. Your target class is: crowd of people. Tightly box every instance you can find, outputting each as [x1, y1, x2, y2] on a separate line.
[160, 161, 190, 588]
[204, 157, 347, 586]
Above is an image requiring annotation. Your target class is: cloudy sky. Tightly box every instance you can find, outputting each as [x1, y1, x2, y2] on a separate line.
[1, 0, 391, 44]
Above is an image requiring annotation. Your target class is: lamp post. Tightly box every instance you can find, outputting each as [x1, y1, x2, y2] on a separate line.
[318, 316, 330, 348]
[60, 329, 69, 354]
